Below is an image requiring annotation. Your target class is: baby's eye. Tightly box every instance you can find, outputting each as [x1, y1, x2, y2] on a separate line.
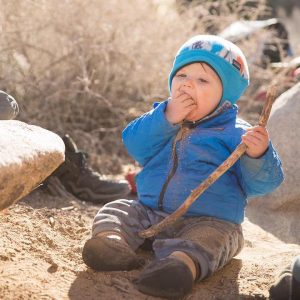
[176, 73, 186, 78]
[198, 78, 208, 83]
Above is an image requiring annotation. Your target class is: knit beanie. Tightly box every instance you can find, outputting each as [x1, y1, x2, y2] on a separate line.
[168, 35, 250, 105]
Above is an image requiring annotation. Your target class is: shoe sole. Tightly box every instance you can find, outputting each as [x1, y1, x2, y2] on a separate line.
[137, 257, 193, 298]
[82, 237, 143, 271]
[67, 181, 130, 203]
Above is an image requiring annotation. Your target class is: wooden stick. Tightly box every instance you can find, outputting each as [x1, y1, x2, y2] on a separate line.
[139, 86, 277, 238]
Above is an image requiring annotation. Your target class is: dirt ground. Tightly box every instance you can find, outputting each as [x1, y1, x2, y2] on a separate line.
[1, 184, 299, 300]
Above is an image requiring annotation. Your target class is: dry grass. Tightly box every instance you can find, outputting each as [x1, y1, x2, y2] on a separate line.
[0, 0, 286, 173]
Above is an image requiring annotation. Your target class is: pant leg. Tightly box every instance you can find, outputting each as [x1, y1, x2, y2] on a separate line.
[92, 199, 152, 251]
[152, 216, 244, 280]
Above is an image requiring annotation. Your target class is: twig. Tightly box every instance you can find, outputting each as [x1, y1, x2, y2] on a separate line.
[139, 86, 277, 238]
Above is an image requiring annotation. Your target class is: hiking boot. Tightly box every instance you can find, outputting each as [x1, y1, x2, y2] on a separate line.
[136, 257, 194, 299]
[269, 264, 292, 300]
[269, 256, 300, 300]
[0, 91, 19, 120]
[292, 256, 300, 300]
[52, 134, 130, 204]
[82, 235, 144, 271]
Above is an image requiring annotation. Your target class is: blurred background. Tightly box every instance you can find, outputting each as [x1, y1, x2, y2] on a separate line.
[0, 0, 299, 174]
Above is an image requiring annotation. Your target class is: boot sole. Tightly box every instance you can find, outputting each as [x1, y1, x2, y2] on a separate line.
[67, 182, 130, 203]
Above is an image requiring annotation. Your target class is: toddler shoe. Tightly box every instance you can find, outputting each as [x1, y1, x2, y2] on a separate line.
[82, 233, 144, 271]
[136, 256, 194, 298]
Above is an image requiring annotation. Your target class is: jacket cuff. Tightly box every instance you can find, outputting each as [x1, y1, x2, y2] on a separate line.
[152, 100, 180, 132]
[239, 141, 280, 179]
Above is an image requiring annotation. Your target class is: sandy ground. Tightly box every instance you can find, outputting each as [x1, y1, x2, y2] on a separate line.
[1, 185, 300, 300]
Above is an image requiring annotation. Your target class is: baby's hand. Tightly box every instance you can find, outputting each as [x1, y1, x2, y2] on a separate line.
[241, 126, 269, 158]
[165, 91, 196, 124]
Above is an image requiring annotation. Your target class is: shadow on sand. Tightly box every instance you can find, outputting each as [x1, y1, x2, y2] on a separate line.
[69, 258, 249, 300]
[246, 200, 300, 245]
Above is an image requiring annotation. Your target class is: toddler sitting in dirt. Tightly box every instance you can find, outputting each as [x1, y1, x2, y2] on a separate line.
[82, 35, 284, 298]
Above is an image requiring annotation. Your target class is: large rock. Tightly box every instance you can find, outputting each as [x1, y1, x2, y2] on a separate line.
[0, 120, 65, 211]
[246, 83, 300, 243]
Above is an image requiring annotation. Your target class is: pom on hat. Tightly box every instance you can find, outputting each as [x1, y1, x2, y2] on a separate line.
[169, 35, 250, 105]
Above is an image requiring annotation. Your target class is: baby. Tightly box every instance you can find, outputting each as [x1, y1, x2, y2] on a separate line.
[82, 35, 284, 298]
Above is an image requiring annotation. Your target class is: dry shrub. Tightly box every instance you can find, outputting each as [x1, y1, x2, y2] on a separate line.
[236, 26, 298, 124]
[0, 0, 277, 174]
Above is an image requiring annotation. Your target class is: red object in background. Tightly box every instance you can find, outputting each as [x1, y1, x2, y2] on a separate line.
[292, 67, 300, 79]
[254, 90, 267, 102]
[125, 171, 137, 194]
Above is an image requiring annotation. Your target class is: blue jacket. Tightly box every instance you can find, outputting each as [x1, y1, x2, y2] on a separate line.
[122, 101, 284, 224]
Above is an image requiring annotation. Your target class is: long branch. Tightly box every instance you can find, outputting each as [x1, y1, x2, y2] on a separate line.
[139, 86, 277, 238]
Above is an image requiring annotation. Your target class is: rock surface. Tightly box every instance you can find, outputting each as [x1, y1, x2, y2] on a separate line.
[0, 120, 65, 211]
[247, 83, 300, 243]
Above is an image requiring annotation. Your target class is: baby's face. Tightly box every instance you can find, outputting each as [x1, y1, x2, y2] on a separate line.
[171, 62, 223, 121]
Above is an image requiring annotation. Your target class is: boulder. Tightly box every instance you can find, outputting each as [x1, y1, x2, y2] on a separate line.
[249, 82, 300, 209]
[247, 82, 300, 243]
[0, 120, 65, 211]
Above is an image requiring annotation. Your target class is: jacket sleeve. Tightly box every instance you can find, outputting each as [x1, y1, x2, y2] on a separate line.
[237, 141, 284, 198]
[122, 100, 180, 166]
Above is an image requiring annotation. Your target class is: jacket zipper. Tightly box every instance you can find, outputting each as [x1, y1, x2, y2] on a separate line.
[157, 124, 223, 210]
[158, 125, 190, 210]
[158, 141, 179, 210]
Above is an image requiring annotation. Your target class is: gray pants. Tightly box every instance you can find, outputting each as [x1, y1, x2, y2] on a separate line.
[92, 199, 244, 280]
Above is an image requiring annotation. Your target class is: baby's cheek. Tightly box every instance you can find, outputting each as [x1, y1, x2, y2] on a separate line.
[171, 86, 182, 98]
